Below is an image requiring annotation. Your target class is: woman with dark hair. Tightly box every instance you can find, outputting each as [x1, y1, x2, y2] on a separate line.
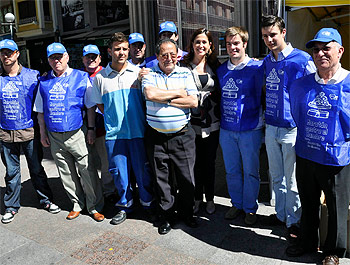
[181, 28, 220, 214]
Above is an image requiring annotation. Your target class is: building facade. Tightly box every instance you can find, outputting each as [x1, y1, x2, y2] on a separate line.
[0, 0, 279, 72]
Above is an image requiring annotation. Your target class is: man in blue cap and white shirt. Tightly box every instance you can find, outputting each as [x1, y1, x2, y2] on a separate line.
[128, 33, 147, 68]
[81, 44, 117, 204]
[286, 28, 349, 265]
[0, 39, 60, 224]
[145, 21, 187, 68]
[34, 42, 104, 222]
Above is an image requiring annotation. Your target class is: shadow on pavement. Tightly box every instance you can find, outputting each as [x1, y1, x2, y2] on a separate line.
[0, 177, 71, 215]
[182, 205, 323, 264]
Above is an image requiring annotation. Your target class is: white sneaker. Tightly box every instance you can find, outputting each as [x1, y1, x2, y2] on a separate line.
[45, 203, 61, 214]
[2, 211, 16, 224]
[206, 201, 215, 214]
[193, 200, 201, 214]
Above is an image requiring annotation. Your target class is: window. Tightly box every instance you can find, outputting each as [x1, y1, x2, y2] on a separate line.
[18, 1, 37, 25]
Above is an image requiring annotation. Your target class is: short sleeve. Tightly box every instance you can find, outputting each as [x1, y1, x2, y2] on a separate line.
[33, 86, 44, 113]
[184, 71, 198, 96]
[85, 75, 103, 107]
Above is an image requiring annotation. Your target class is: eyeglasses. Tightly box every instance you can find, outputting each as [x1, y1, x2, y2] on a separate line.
[0, 50, 17, 57]
[160, 53, 177, 60]
[312, 45, 333, 54]
[49, 54, 64, 61]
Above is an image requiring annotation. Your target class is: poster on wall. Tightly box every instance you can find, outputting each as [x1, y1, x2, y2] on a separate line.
[96, 0, 128, 26]
[61, 0, 85, 31]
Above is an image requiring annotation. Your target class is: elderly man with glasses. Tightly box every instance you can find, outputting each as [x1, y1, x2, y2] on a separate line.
[286, 28, 350, 265]
[34, 42, 104, 222]
[142, 38, 199, 235]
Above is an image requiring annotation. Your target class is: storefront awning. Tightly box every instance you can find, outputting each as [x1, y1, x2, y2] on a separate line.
[286, 0, 349, 7]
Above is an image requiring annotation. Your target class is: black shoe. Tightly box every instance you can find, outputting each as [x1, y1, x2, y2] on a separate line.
[144, 208, 159, 223]
[110, 210, 126, 225]
[158, 221, 171, 235]
[261, 214, 285, 226]
[183, 216, 199, 228]
[285, 244, 316, 257]
[287, 225, 299, 244]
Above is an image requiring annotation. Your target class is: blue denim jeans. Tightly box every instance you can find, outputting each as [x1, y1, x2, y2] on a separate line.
[220, 128, 263, 213]
[105, 138, 153, 212]
[265, 124, 301, 227]
[2, 138, 53, 212]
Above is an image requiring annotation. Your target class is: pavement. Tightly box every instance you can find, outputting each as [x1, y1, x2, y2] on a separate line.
[0, 146, 349, 265]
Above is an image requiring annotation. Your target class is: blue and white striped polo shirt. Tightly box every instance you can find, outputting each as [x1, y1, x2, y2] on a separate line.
[142, 65, 198, 133]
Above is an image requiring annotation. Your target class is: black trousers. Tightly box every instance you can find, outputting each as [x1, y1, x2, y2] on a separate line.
[145, 125, 196, 218]
[194, 130, 219, 202]
[296, 156, 350, 257]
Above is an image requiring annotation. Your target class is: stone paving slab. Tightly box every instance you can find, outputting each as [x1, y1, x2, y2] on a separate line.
[127, 245, 212, 265]
[0, 239, 65, 265]
[0, 226, 29, 256]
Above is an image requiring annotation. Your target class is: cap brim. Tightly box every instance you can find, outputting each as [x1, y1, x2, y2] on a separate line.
[306, 37, 338, 48]
[83, 52, 100, 56]
[129, 40, 144, 45]
[0, 46, 17, 51]
[47, 51, 65, 57]
[159, 29, 177, 35]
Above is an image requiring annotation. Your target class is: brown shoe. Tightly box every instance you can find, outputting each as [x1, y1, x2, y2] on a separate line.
[67, 211, 80, 220]
[322, 255, 339, 265]
[92, 212, 105, 222]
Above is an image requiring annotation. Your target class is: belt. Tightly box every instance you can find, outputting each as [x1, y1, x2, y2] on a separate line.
[149, 124, 190, 137]
[162, 123, 189, 137]
[50, 127, 81, 134]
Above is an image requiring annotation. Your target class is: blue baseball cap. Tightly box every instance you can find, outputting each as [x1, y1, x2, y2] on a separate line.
[0, 39, 18, 51]
[306, 28, 342, 48]
[159, 21, 177, 35]
[129, 33, 145, 45]
[83, 44, 100, 56]
[47, 42, 67, 57]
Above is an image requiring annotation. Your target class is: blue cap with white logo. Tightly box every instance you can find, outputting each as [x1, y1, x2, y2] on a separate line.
[128, 33, 145, 45]
[83, 44, 100, 56]
[306, 28, 342, 48]
[0, 39, 18, 51]
[159, 21, 177, 35]
[47, 42, 67, 57]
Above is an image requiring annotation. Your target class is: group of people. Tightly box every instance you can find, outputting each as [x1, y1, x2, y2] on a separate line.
[0, 15, 349, 265]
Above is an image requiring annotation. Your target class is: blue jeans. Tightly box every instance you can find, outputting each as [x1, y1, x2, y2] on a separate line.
[265, 124, 301, 227]
[220, 128, 262, 213]
[2, 138, 53, 212]
[105, 138, 153, 211]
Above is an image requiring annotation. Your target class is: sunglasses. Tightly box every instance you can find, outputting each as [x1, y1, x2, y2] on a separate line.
[0, 50, 17, 57]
